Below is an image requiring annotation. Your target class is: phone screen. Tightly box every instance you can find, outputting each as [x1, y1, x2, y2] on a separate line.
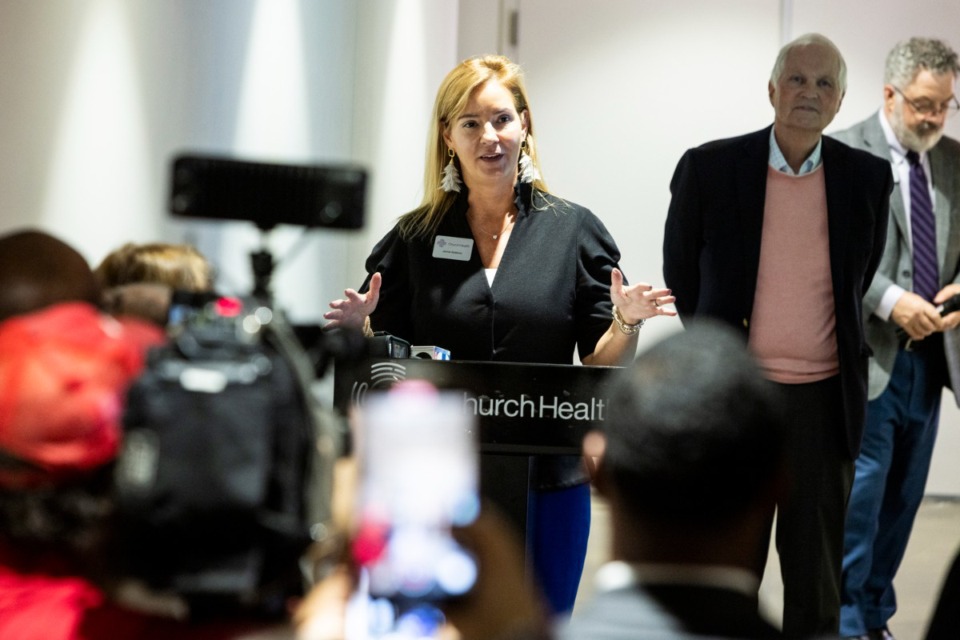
[353, 382, 479, 606]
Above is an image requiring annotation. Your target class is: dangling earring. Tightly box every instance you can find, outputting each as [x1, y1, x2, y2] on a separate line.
[518, 138, 540, 184]
[440, 148, 462, 193]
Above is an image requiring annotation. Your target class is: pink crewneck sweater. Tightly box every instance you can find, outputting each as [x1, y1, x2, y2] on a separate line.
[748, 165, 839, 384]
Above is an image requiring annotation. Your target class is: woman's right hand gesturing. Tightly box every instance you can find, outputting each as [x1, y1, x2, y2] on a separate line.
[322, 272, 381, 332]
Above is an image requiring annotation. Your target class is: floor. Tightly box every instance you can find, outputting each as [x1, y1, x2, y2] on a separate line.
[575, 494, 960, 640]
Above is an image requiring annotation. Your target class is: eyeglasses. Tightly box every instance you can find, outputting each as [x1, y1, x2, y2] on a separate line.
[893, 85, 960, 118]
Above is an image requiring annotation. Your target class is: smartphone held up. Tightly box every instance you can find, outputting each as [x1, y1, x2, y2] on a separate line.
[352, 381, 480, 606]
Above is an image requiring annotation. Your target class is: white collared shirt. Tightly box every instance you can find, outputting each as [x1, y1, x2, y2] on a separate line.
[593, 560, 760, 598]
[768, 126, 823, 175]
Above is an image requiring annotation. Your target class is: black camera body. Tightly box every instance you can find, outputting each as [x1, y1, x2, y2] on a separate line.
[115, 292, 320, 617]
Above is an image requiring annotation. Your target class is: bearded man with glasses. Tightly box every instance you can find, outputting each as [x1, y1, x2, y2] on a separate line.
[830, 37, 960, 640]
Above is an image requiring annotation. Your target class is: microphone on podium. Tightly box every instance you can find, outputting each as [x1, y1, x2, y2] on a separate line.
[411, 346, 451, 360]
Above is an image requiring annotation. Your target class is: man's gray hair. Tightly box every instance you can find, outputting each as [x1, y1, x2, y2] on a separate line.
[770, 33, 847, 93]
[884, 37, 960, 88]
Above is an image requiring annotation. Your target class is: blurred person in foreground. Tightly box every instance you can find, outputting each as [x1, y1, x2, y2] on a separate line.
[0, 229, 282, 639]
[0, 302, 163, 639]
[323, 54, 674, 615]
[0, 229, 160, 638]
[829, 37, 960, 640]
[662, 33, 892, 637]
[559, 321, 786, 640]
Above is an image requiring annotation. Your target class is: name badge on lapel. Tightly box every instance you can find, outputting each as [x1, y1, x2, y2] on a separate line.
[432, 235, 474, 261]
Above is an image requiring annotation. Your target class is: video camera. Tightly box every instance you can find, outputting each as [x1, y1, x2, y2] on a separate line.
[166, 152, 372, 370]
[113, 154, 369, 619]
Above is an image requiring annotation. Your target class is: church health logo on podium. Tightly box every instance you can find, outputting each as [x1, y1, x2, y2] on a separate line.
[462, 392, 607, 421]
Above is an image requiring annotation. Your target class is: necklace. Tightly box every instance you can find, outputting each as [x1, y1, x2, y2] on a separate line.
[469, 211, 514, 240]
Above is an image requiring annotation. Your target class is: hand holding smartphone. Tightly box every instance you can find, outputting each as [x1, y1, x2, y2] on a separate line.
[353, 381, 480, 605]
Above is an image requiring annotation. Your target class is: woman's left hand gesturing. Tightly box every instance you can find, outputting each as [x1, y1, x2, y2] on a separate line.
[610, 268, 677, 324]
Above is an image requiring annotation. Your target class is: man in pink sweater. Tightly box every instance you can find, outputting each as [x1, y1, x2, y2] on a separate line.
[663, 33, 892, 639]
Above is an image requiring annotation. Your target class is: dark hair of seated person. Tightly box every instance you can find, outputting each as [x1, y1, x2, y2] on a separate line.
[94, 242, 214, 325]
[0, 229, 101, 323]
[600, 319, 787, 529]
[94, 241, 212, 292]
[0, 230, 117, 578]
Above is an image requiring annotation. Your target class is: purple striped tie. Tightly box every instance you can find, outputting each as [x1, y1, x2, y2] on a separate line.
[907, 150, 938, 301]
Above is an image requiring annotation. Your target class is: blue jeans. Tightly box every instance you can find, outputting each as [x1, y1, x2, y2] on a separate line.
[840, 348, 942, 636]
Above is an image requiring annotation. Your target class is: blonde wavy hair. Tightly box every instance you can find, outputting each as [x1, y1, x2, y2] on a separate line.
[94, 242, 213, 292]
[397, 55, 549, 240]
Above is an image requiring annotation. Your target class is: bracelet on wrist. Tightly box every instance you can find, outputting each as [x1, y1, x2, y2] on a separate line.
[612, 305, 644, 335]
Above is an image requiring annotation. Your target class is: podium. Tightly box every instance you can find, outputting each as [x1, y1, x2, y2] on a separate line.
[333, 359, 620, 544]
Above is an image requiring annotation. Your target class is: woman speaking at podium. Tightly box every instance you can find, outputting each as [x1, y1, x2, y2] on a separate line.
[324, 54, 674, 615]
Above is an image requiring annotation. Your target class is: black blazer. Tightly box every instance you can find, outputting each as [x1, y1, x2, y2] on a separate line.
[364, 186, 620, 364]
[662, 126, 892, 457]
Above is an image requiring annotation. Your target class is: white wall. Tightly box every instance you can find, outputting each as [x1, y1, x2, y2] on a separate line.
[0, 0, 457, 324]
[515, 0, 781, 351]
[350, 0, 460, 281]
